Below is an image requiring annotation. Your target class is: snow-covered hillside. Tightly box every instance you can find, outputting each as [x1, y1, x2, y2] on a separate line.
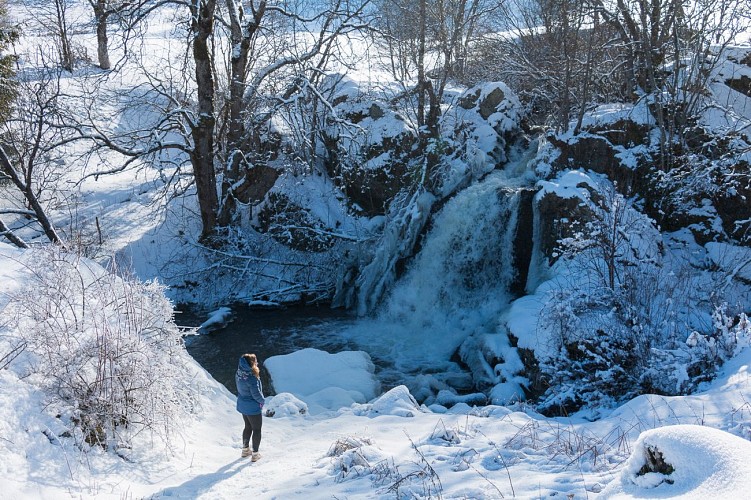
[1, 0, 751, 499]
[3, 241, 751, 498]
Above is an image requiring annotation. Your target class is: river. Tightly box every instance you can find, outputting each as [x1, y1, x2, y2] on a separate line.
[178, 304, 366, 395]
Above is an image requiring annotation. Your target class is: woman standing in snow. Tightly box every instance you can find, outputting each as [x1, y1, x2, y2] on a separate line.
[236, 353, 265, 461]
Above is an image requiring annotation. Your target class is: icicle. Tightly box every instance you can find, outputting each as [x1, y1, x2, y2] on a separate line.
[351, 188, 436, 316]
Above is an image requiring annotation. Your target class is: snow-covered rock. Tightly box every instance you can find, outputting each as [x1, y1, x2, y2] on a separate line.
[352, 385, 422, 417]
[265, 348, 380, 413]
[197, 306, 233, 334]
[601, 424, 751, 499]
[263, 392, 308, 418]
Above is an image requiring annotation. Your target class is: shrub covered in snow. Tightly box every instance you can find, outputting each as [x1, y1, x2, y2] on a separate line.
[2, 247, 197, 451]
[326, 435, 390, 483]
[526, 172, 751, 414]
[257, 192, 336, 252]
[536, 263, 751, 414]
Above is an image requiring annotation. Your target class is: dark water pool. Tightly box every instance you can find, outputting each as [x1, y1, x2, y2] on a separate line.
[176, 304, 359, 395]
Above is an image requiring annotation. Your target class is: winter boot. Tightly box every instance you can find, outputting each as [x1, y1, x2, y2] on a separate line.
[251, 452, 261, 462]
[241, 447, 251, 458]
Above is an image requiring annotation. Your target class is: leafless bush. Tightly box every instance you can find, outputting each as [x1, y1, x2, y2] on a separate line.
[328, 436, 374, 457]
[505, 420, 616, 470]
[370, 458, 400, 486]
[5, 246, 197, 451]
[327, 432, 444, 497]
[428, 419, 462, 445]
[329, 436, 379, 482]
[384, 434, 443, 499]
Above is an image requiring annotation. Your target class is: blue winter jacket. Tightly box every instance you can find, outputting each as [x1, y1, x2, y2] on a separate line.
[235, 356, 265, 415]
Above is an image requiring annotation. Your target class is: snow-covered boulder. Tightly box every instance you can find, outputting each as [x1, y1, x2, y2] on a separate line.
[601, 424, 751, 499]
[321, 75, 416, 215]
[533, 169, 600, 261]
[455, 82, 523, 139]
[544, 102, 652, 186]
[265, 348, 380, 413]
[434, 390, 487, 408]
[263, 392, 308, 418]
[197, 306, 233, 334]
[352, 385, 422, 417]
[441, 82, 524, 191]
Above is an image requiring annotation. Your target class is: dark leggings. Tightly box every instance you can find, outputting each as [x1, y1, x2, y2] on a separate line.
[242, 414, 262, 452]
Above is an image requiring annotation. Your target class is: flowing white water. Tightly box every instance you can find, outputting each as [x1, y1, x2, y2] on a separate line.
[336, 163, 534, 401]
[187, 145, 540, 404]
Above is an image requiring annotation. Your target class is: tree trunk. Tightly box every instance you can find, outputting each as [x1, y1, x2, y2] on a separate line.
[217, 0, 267, 226]
[416, 0, 427, 129]
[191, 0, 219, 240]
[225, 0, 266, 171]
[0, 145, 66, 247]
[94, 2, 111, 70]
[55, 0, 74, 71]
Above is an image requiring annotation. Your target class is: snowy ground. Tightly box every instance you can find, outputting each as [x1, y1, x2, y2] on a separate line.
[2, 247, 751, 500]
[2, 3, 751, 499]
[2, 243, 751, 499]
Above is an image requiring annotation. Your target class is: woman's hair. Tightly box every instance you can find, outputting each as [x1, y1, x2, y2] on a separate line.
[243, 353, 260, 378]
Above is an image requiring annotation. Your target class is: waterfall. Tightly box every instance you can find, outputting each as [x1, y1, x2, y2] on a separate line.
[382, 173, 521, 326]
[337, 166, 536, 405]
[334, 188, 437, 316]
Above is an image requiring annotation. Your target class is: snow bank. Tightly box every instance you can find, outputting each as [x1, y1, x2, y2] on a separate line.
[265, 348, 380, 413]
[601, 424, 751, 499]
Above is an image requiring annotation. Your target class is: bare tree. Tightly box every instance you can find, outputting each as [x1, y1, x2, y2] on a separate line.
[466, 0, 749, 140]
[189, 0, 220, 240]
[469, 0, 624, 131]
[86, 1, 168, 72]
[54, 0, 75, 71]
[63, 0, 370, 241]
[0, 62, 71, 248]
[215, 0, 372, 226]
[376, 0, 501, 189]
[27, 0, 77, 71]
[90, 0, 114, 69]
[587, 0, 749, 168]
[87, 0, 151, 70]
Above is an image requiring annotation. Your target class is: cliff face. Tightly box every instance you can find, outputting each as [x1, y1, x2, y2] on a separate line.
[533, 99, 751, 266]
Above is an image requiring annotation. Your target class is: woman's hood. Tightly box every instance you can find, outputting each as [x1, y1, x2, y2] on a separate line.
[238, 356, 251, 372]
